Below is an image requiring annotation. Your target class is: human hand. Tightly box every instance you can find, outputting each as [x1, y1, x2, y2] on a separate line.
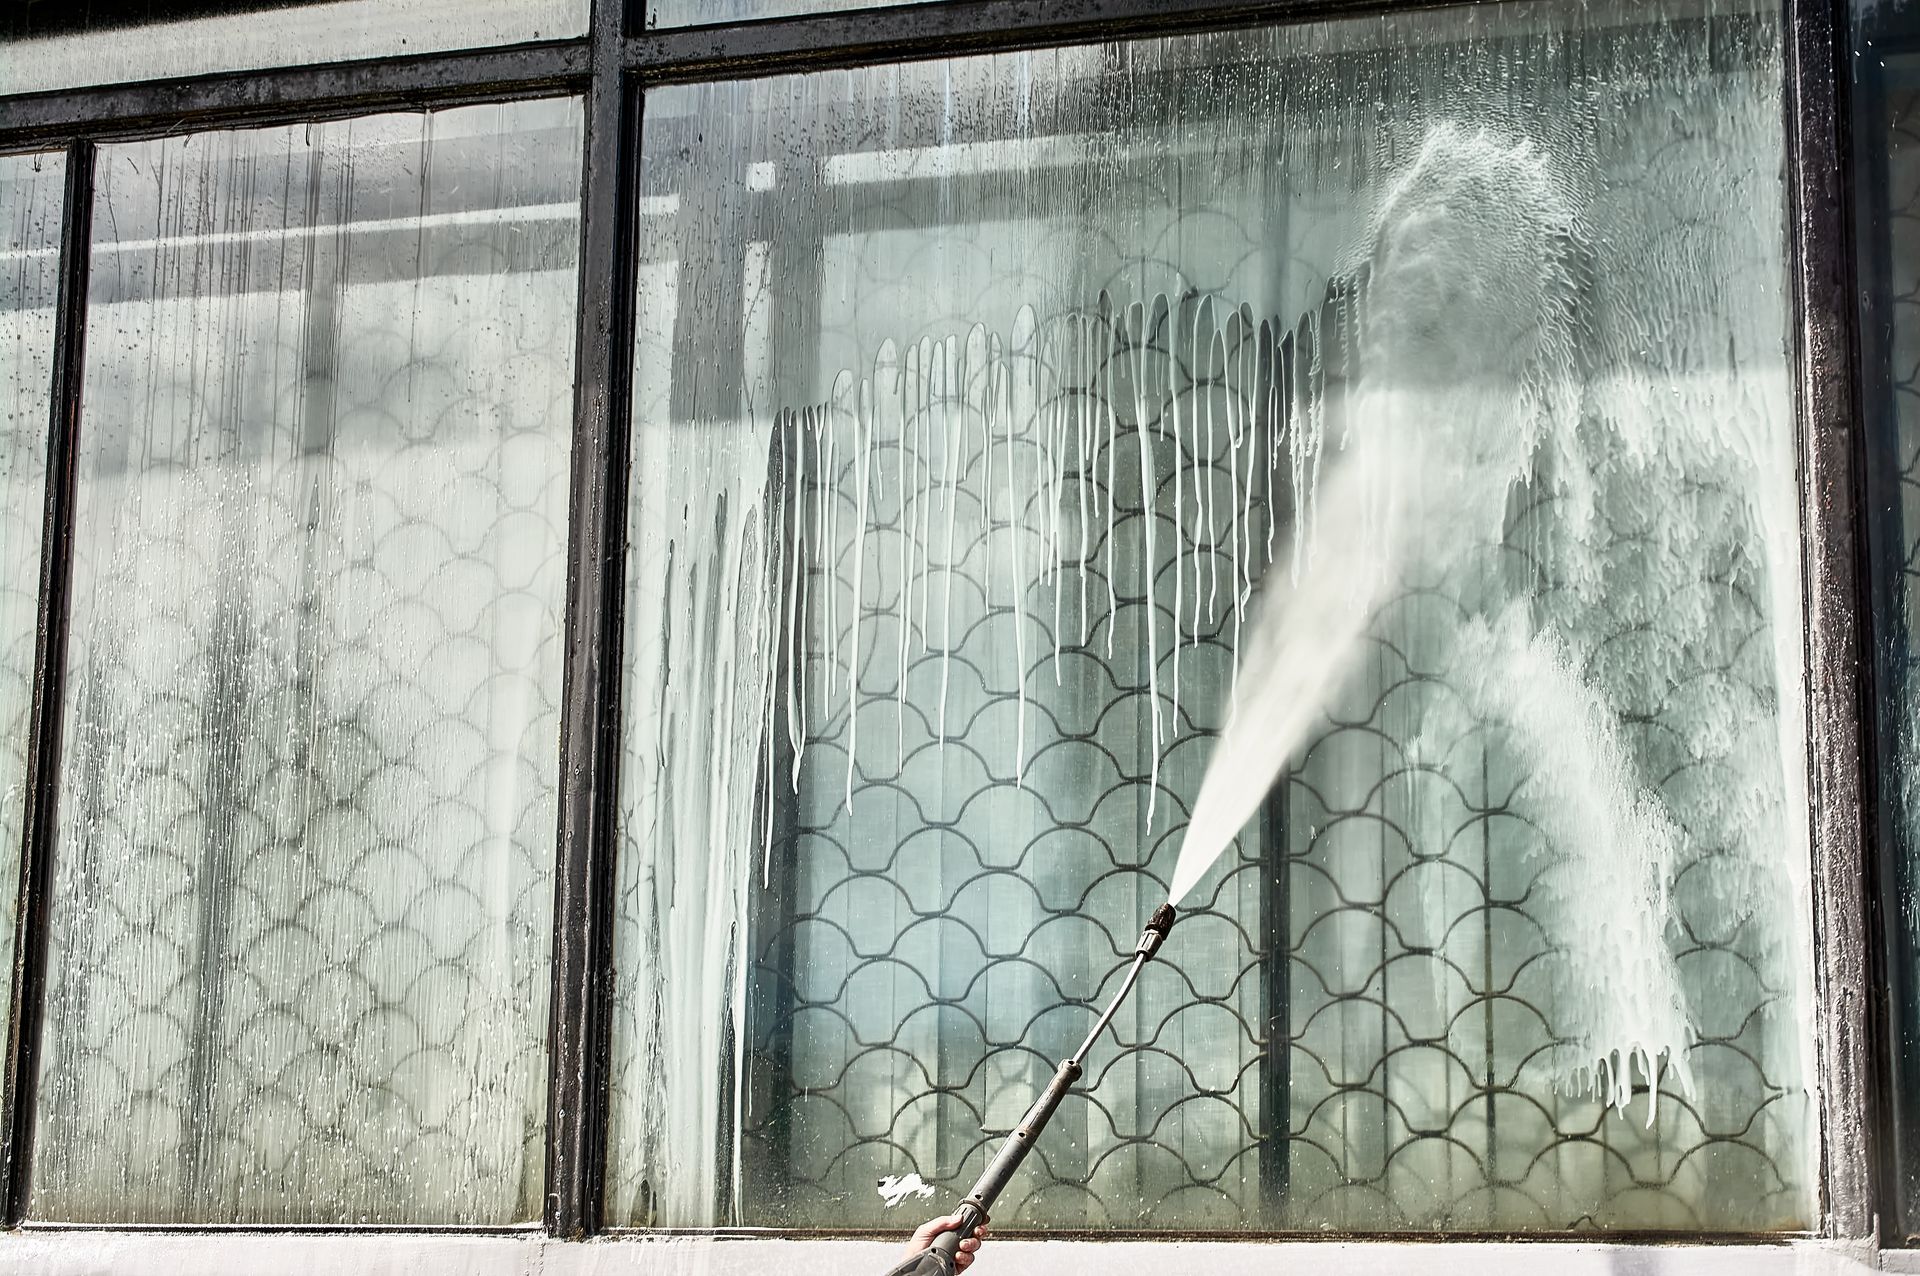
[902, 1212, 989, 1271]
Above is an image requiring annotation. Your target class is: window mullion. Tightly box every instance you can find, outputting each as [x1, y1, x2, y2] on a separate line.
[546, 0, 641, 1240]
[1786, 0, 1878, 1244]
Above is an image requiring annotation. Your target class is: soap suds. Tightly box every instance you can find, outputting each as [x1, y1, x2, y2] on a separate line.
[877, 1173, 939, 1209]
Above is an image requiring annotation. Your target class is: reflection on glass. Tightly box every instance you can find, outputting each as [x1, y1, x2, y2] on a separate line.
[2, 0, 586, 95]
[30, 99, 582, 1224]
[611, 0, 1813, 1235]
[0, 152, 63, 1026]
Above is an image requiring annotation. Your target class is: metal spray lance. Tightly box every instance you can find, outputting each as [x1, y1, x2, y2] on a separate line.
[882, 903, 1179, 1276]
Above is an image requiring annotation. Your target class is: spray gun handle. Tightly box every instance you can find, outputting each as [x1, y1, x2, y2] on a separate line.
[932, 1057, 1082, 1259]
[925, 904, 1176, 1270]
[928, 1200, 987, 1261]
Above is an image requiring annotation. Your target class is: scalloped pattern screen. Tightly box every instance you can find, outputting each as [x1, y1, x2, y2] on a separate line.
[29, 98, 583, 1225]
[610, 0, 1815, 1234]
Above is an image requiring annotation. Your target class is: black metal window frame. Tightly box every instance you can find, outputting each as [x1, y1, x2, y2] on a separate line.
[1840, 5, 1920, 1247]
[0, 0, 1877, 1247]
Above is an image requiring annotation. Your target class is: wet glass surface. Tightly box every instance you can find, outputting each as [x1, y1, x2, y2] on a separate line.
[611, 0, 1813, 1235]
[29, 98, 583, 1225]
[0, 151, 64, 1048]
[3, 0, 586, 95]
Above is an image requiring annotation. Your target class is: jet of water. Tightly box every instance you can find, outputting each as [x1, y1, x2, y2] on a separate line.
[1165, 458, 1393, 905]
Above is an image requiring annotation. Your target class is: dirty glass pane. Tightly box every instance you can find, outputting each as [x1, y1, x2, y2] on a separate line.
[3, 0, 586, 96]
[29, 98, 582, 1224]
[611, 0, 1813, 1234]
[0, 151, 63, 1020]
[1854, 0, 1920, 1244]
[647, 0, 918, 28]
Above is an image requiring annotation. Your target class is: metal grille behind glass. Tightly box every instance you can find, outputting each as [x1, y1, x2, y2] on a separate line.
[30, 99, 582, 1225]
[610, 1, 1814, 1235]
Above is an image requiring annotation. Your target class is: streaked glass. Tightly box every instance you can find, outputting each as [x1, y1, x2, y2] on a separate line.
[30, 98, 582, 1225]
[3, 0, 586, 96]
[611, 0, 1813, 1235]
[0, 151, 64, 1021]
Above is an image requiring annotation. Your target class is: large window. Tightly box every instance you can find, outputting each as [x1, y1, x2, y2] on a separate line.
[0, 0, 1888, 1257]
[611, 0, 1814, 1234]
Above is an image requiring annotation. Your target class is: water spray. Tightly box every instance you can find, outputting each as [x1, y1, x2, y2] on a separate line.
[884, 902, 1179, 1276]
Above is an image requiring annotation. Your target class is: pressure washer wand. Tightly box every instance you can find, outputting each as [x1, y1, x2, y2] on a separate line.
[886, 903, 1178, 1276]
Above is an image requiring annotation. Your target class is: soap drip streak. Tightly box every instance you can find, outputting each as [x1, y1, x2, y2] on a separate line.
[999, 328, 1026, 783]
[898, 343, 916, 765]
[845, 372, 872, 814]
[761, 288, 1305, 841]
[939, 338, 961, 742]
[1128, 300, 1164, 822]
[1102, 297, 1119, 661]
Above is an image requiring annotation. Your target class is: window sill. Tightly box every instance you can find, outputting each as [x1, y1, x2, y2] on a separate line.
[0, 1233, 1892, 1276]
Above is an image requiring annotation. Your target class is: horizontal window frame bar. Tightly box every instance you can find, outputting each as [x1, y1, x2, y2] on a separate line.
[0, 1233, 1878, 1275]
[0, 39, 590, 150]
[0, 1222, 1827, 1244]
[624, 0, 1490, 82]
[596, 1228, 1818, 1245]
[14, 1222, 549, 1235]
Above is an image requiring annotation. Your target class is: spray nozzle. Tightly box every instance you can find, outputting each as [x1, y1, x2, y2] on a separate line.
[1136, 903, 1177, 960]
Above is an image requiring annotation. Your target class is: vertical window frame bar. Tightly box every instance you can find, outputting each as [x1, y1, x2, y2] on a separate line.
[546, 0, 641, 1241]
[1849, 26, 1920, 1246]
[1, 138, 95, 1227]
[1785, 0, 1879, 1243]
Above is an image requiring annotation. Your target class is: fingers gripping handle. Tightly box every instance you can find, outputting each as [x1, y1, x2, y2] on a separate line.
[932, 1057, 1081, 1258]
[928, 1202, 986, 1261]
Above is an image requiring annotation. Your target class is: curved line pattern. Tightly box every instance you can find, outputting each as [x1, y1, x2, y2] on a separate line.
[32, 175, 574, 1225]
[735, 270, 1807, 1236]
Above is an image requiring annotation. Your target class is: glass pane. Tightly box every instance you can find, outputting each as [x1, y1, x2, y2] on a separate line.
[0, 151, 63, 1015]
[3, 0, 586, 96]
[648, 0, 918, 28]
[1854, 0, 1920, 1243]
[612, 0, 1813, 1236]
[30, 98, 582, 1225]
